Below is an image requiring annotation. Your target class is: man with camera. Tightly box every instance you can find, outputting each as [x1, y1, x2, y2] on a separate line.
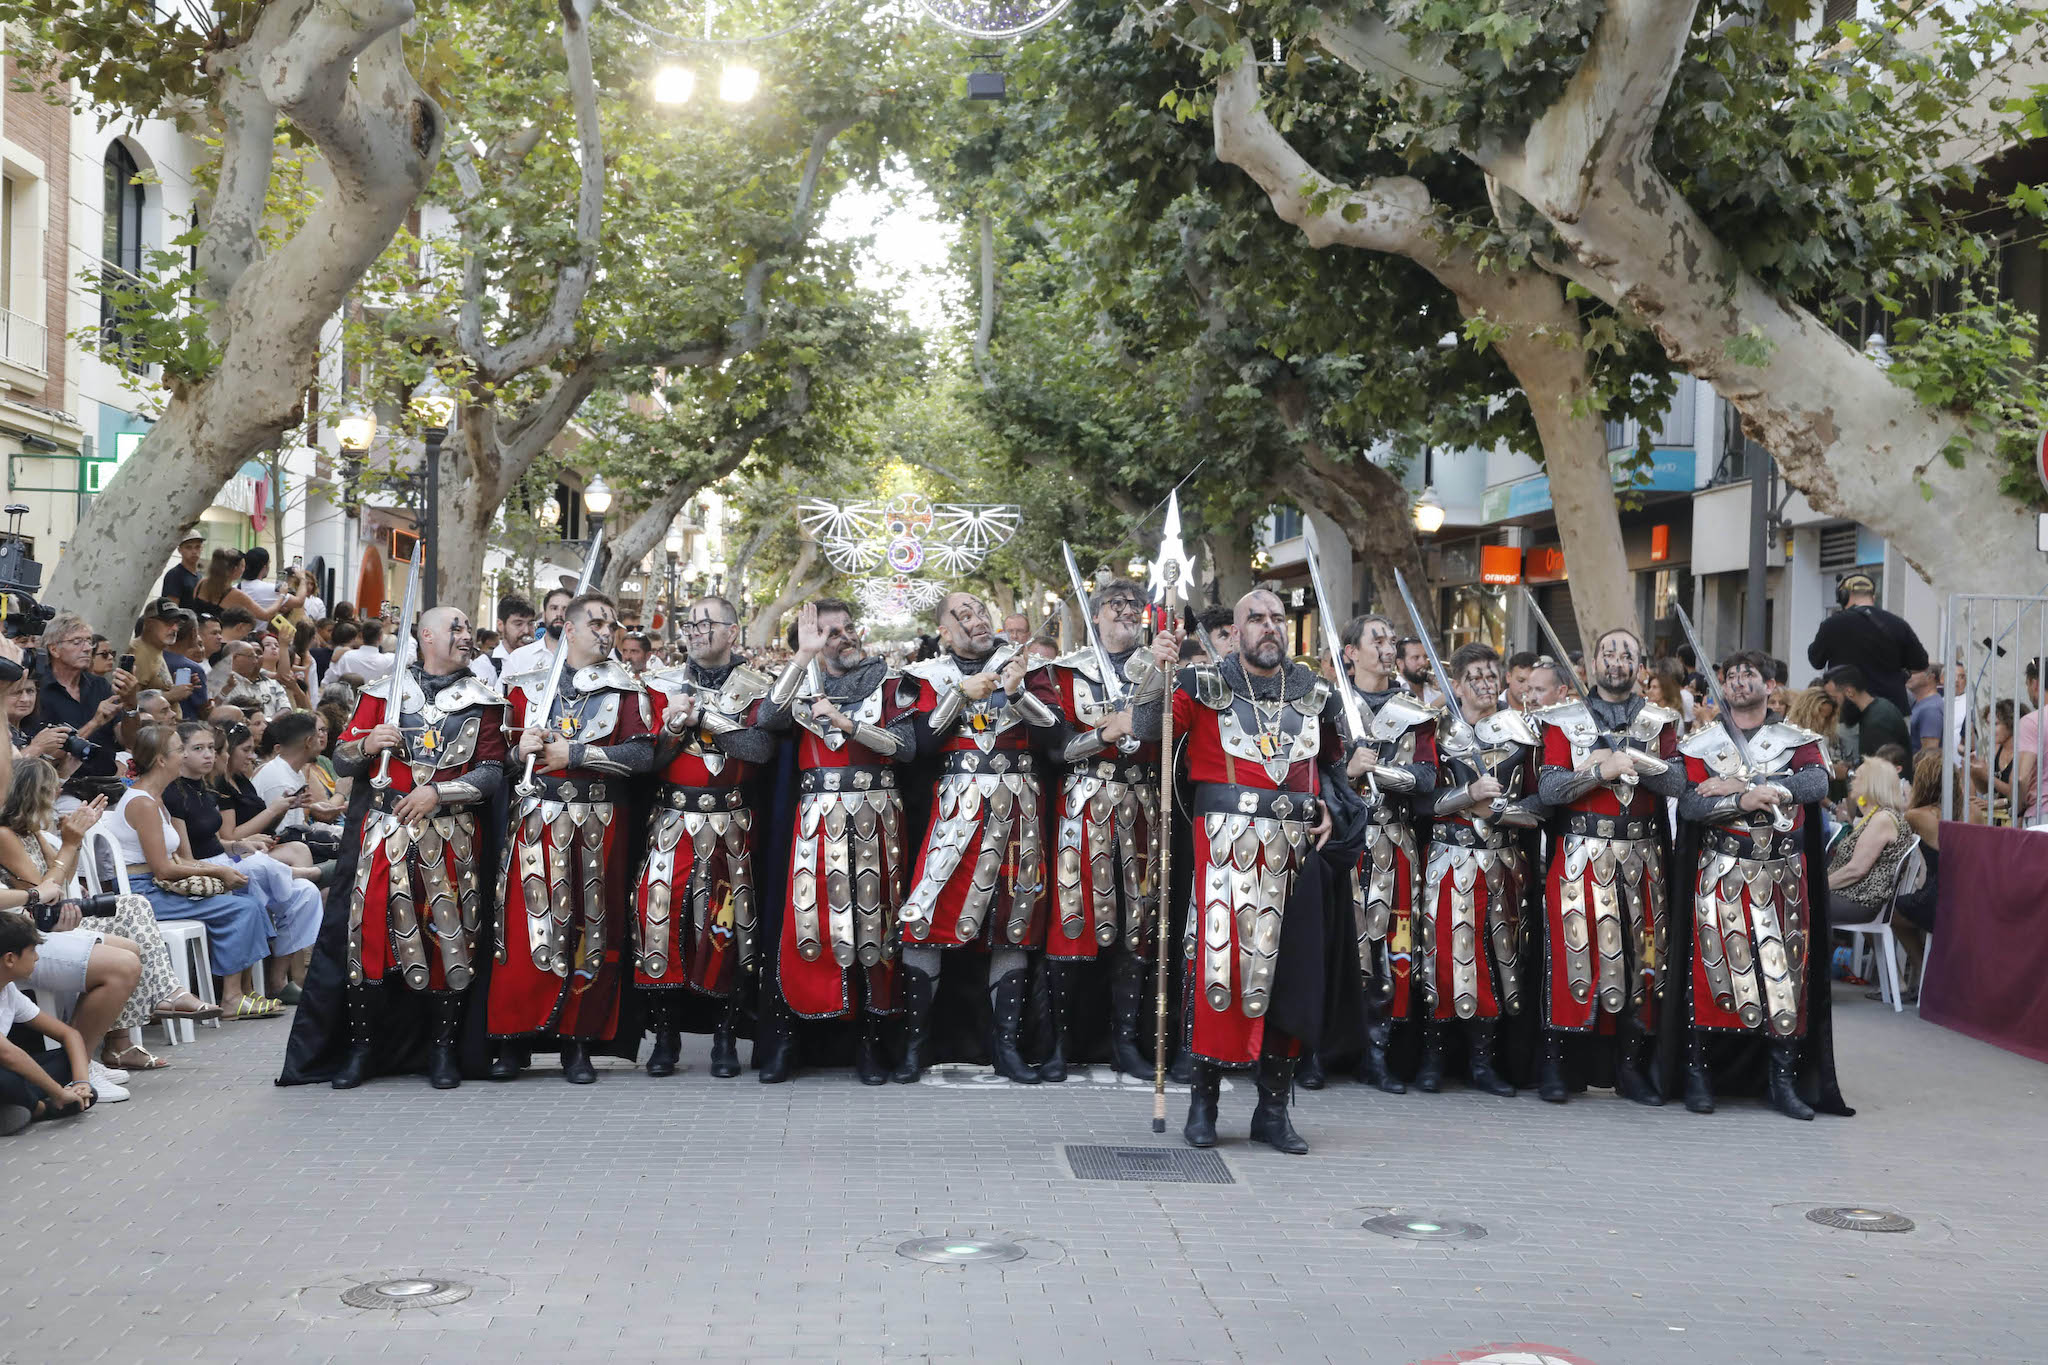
[30, 612, 130, 809]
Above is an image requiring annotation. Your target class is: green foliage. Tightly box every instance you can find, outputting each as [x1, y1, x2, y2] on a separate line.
[75, 243, 220, 393]
[1886, 290, 2048, 502]
[0, 0, 245, 118]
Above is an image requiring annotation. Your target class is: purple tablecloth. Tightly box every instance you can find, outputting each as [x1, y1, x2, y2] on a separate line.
[1920, 821, 2048, 1064]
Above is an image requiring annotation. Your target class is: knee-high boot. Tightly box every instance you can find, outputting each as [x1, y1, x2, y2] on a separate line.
[754, 980, 794, 1084]
[1537, 1030, 1568, 1104]
[1356, 989, 1406, 1094]
[1766, 1037, 1815, 1121]
[644, 991, 681, 1077]
[329, 985, 376, 1090]
[1108, 951, 1155, 1082]
[1414, 1020, 1445, 1093]
[1249, 1055, 1309, 1155]
[1166, 979, 1197, 1084]
[709, 1000, 741, 1078]
[989, 968, 1041, 1084]
[425, 991, 464, 1090]
[891, 964, 935, 1084]
[1182, 1062, 1220, 1148]
[1683, 1030, 1715, 1114]
[1466, 1020, 1515, 1097]
[1613, 1019, 1663, 1107]
[1038, 959, 1070, 1083]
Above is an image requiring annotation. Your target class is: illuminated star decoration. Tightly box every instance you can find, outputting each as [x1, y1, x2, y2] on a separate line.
[800, 495, 1020, 627]
[1147, 489, 1198, 608]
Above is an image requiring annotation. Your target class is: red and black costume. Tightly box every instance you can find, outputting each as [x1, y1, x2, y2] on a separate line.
[635, 661, 776, 1078]
[1021, 645, 1167, 1080]
[487, 659, 655, 1079]
[1531, 695, 1684, 1104]
[327, 664, 507, 1089]
[753, 654, 916, 1084]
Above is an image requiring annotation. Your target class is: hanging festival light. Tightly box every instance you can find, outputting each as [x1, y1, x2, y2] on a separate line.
[718, 62, 760, 103]
[653, 65, 696, 104]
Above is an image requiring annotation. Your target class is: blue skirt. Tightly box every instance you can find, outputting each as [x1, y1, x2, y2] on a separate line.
[135, 873, 272, 977]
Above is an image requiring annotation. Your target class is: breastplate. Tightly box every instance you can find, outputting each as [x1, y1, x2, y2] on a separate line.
[908, 650, 1023, 751]
[546, 686, 622, 743]
[1216, 691, 1322, 783]
[795, 675, 886, 751]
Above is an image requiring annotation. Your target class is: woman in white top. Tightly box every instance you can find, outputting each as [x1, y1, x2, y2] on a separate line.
[234, 547, 305, 619]
[118, 725, 278, 1019]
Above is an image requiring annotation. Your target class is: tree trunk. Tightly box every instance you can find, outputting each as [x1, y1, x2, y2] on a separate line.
[745, 536, 825, 649]
[598, 482, 697, 599]
[1205, 533, 1253, 605]
[46, 14, 442, 631]
[1289, 446, 1437, 639]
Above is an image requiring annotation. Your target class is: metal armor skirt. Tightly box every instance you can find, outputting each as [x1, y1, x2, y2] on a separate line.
[779, 788, 906, 1019]
[347, 808, 484, 993]
[1689, 849, 1808, 1037]
[1353, 814, 1420, 1016]
[1543, 832, 1666, 1032]
[488, 792, 628, 1040]
[633, 798, 756, 997]
[1183, 810, 1308, 1066]
[1047, 769, 1157, 960]
[1419, 836, 1525, 1022]
[899, 771, 1047, 950]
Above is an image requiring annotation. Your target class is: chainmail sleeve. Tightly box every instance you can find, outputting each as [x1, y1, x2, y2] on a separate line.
[1781, 760, 1829, 807]
[331, 739, 372, 779]
[570, 735, 655, 776]
[1538, 761, 1602, 807]
[1639, 759, 1689, 799]
[436, 758, 502, 807]
[709, 722, 778, 765]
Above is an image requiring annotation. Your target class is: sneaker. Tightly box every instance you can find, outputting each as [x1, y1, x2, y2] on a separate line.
[0, 1104, 30, 1136]
[277, 982, 303, 1005]
[98, 1062, 131, 1084]
[86, 1061, 131, 1103]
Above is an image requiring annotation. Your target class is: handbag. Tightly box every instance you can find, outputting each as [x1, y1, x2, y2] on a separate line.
[157, 875, 226, 899]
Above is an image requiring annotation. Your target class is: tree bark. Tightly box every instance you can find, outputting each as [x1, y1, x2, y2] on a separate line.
[1205, 533, 1253, 605]
[47, 5, 442, 631]
[1213, 52, 1637, 643]
[745, 535, 826, 649]
[598, 482, 697, 599]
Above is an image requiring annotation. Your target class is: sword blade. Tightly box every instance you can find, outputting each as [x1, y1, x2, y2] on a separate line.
[1391, 567, 1465, 732]
[1303, 541, 1366, 742]
[1673, 603, 1757, 769]
[1062, 540, 1126, 704]
[1517, 585, 1590, 707]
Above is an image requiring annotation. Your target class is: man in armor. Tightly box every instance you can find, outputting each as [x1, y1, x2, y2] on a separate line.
[1416, 643, 1542, 1096]
[329, 606, 506, 1090]
[1673, 649, 1829, 1120]
[635, 595, 775, 1079]
[1136, 590, 1368, 1154]
[897, 591, 1052, 1084]
[487, 591, 655, 1084]
[1531, 626, 1685, 1105]
[1020, 577, 1167, 1081]
[755, 599, 915, 1085]
[1335, 613, 1436, 1093]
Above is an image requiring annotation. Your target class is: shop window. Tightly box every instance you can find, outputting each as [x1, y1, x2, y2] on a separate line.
[100, 141, 147, 364]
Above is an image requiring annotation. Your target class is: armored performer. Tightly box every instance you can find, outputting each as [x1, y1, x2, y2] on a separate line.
[328, 606, 506, 1091]
[1135, 590, 1367, 1155]
[1415, 643, 1542, 1097]
[635, 595, 775, 1080]
[486, 591, 656, 1084]
[895, 591, 1055, 1085]
[1334, 612, 1437, 1093]
[1021, 576, 1171, 1082]
[1673, 648, 1830, 1120]
[755, 598, 916, 1085]
[1530, 626, 1685, 1105]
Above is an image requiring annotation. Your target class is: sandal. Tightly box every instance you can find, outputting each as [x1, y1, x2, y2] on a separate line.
[151, 994, 224, 1022]
[227, 996, 282, 1020]
[102, 1045, 170, 1072]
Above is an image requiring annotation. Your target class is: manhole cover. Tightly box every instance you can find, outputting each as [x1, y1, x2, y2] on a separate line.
[1363, 1214, 1487, 1242]
[1806, 1207, 1915, 1233]
[1066, 1144, 1234, 1184]
[339, 1278, 473, 1310]
[896, 1237, 1028, 1264]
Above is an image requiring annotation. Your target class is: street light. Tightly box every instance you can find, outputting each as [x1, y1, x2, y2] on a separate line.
[1126, 554, 1146, 578]
[337, 407, 376, 453]
[718, 63, 759, 103]
[1412, 486, 1447, 535]
[665, 525, 684, 555]
[538, 496, 561, 530]
[410, 374, 455, 600]
[653, 65, 695, 104]
[582, 476, 612, 519]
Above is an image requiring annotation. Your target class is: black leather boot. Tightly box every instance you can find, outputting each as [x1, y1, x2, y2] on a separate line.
[1167, 977, 1197, 1084]
[487, 1041, 524, 1081]
[1683, 1030, 1715, 1114]
[989, 969, 1041, 1084]
[709, 1001, 741, 1078]
[1109, 951, 1156, 1081]
[1182, 1062, 1220, 1148]
[329, 985, 376, 1090]
[1296, 1051, 1326, 1090]
[644, 992, 681, 1077]
[754, 983, 794, 1084]
[1537, 1031, 1568, 1104]
[425, 991, 463, 1090]
[855, 1015, 890, 1086]
[1766, 1038, 1815, 1121]
[1466, 1021, 1515, 1097]
[1356, 994, 1406, 1094]
[1038, 960, 1069, 1083]
[1249, 1055, 1309, 1155]
[1613, 1023, 1663, 1107]
[561, 1040, 597, 1085]
[1414, 1021, 1446, 1093]
[890, 965, 935, 1084]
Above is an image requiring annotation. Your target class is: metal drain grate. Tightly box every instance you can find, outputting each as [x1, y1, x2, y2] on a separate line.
[1807, 1207, 1915, 1233]
[1066, 1144, 1234, 1184]
[339, 1278, 473, 1310]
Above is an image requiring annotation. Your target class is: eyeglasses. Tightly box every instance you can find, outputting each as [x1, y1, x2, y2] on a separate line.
[682, 619, 734, 636]
[91, 648, 116, 660]
[57, 635, 93, 649]
[1098, 597, 1144, 616]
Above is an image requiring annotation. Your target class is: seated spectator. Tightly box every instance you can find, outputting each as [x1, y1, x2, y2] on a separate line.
[1897, 751, 1981, 994]
[0, 914, 99, 1133]
[207, 722, 308, 863]
[335, 620, 392, 683]
[253, 711, 344, 849]
[0, 762, 218, 1074]
[215, 641, 291, 719]
[1827, 758, 1916, 980]
[193, 548, 265, 620]
[8, 675, 79, 784]
[1824, 664, 1912, 762]
[125, 597, 190, 703]
[164, 612, 212, 721]
[1874, 742, 1911, 781]
[31, 612, 130, 808]
[163, 724, 320, 1004]
[1787, 686, 1847, 798]
[114, 724, 279, 1019]
[1, 893, 138, 1102]
[205, 608, 258, 694]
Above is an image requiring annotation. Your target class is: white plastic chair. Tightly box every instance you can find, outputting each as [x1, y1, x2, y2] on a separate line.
[1834, 833, 1922, 1013]
[79, 823, 216, 1043]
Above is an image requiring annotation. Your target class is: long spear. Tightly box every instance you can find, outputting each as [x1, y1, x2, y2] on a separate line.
[1145, 491, 1196, 1132]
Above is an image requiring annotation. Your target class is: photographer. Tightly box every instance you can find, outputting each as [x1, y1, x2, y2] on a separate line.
[0, 913, 98, 1134]
[31, 612, 130, 809]
[8, 675, 79, 784]
[164, 613, 211, 721]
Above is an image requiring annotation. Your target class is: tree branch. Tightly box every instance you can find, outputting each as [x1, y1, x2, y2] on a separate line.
[732, 118, 852, 354]
[196, 0, 301, 316]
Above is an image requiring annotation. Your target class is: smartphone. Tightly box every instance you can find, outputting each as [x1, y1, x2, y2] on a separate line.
[174, 668, 195, 687]
[118, 653, 135, 672]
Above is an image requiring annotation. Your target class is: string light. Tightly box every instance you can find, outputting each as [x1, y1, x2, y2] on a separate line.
[718, 63, 760, 103]
[653, 65, 696, 103]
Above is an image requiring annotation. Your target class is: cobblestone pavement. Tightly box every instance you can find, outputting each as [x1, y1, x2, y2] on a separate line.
[5, 988, 2043, 1365]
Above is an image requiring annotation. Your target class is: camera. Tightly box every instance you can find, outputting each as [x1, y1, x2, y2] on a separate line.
[61, 732, 94, 761]
[26, 893, 122, 933]
[0, 503, 53, 640]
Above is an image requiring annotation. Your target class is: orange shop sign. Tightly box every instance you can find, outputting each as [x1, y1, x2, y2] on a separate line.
[1526, 546, 1568, 582]
[1479, 545, 1523, 585]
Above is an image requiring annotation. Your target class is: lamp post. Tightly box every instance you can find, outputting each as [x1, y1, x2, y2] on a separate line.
[665, 524, 685, 649]
[582, 476, 612, 580]
[410, 376, 455, 601]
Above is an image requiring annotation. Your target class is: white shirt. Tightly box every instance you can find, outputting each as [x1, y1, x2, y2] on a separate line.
[110, 788, 179, 866]
[254, 755, 308, 831]
[470, 654, 498, 686]
[240, 579, 284, 612]
[335, 645, 393, 682]
[498, 635, 558, 684]
[0, 980, 39, 1030]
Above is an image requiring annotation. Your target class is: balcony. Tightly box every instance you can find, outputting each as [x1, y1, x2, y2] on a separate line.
[0, 307, 47, 377]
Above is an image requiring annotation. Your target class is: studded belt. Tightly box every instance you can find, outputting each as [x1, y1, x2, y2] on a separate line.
[1433, 820, 1507, 850]
[531, 775, 612, 804]
[1077, 757, 1153, 785]
[1192, 782, 1321, 824]
[942, 749, 1033, 775]
[660, 783, 746, 813]
[1563, 813, 1653, 840]
[799, 766, 895, 794]
[1711, 828, 1803, 861]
